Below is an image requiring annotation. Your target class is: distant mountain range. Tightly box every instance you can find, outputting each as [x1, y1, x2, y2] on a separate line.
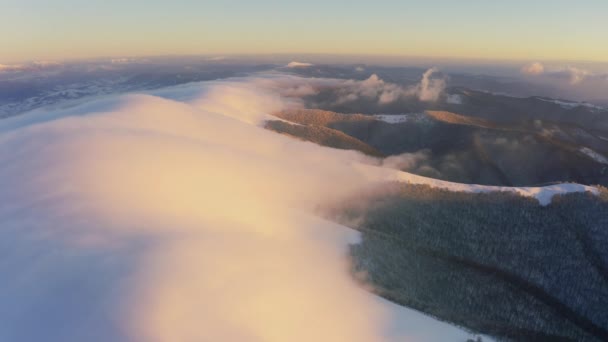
[0, 59, 270, 118]
[266, 97, 608, 187]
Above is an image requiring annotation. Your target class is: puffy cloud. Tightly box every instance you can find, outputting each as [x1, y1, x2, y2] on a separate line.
[521, 62, 545, 75]
[416, 67, 446, 102]
[331, 74, 401, 105]
[287, 61, 313, 68]
[551, 66, 590, 85]
[218, 69, 448, 108]
[520, 63, 605, 85]
[382, 150, 432, 170]
[330, 68, 447, 105]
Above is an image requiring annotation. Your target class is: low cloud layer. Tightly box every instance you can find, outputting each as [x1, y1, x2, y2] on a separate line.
[0, 83, 386, 341]
[0, 75, 480, 341]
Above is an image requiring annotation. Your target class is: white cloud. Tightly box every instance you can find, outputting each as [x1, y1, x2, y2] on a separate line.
[286, 61, 313, 68]
[0, 61, 61, 72]
[521, 62, 545, 75]
[0, 63, 29, 72]
[330, 68, 447, 105]
[0, 85, 382, 341]
[0, 77, 420, 342]
[382, 150, 432, 170]
[520, 63, 605, 85]
[110, 58, 147, 64]
[416, 67, 446, 102]
[333, 74, 401, 105]
[555, 66, 590, 85]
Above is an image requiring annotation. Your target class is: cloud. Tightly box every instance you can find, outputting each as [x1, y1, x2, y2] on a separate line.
[415, 67, 446, 102]
[329, 68, 447, 105]
[551, 66, 590, 85]
[110, 58, 148, 64]
[517, 62, 608, 103]
[521, 62, 545, 75]
[0, 78, 394, 342]
[224, 69, 448, 110]
[287, 61, 313, 68]
[382, 150, 432, 170]
[0, 73, 533, 341]
[0, 64, 20, 72]
[0, 61, 61, 72]
[520, 63, 604, 85]
[207, 56, 227, 61]
[354, 74, 404, 104]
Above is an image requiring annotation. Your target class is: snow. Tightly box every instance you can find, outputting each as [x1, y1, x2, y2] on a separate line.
[356, 164, 599, 206]
[0, 77, 133, 118]
[373, 113, 426, 124]
[536, 97, 605, 111]
[377, 295, 493, 342]
[446, 94, 463, 104]
[580, 147, 608, 164]
[295, 217, 496, 342]
[374, 114, 411, 123]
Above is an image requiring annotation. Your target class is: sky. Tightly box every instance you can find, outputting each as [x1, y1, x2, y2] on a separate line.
[1, 0, 607, 63]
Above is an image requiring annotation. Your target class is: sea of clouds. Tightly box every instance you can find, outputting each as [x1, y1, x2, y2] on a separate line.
[0, 75, 481, 341]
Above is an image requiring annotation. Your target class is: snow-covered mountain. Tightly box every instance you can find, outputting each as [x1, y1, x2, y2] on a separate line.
[1, 65, 606, 342]
[0, 75, 503, 342]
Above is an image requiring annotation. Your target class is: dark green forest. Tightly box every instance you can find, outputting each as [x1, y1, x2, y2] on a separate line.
[331, 185, 608, 341]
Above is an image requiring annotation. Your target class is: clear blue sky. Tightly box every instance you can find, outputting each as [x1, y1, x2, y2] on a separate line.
[1, 0, 607, 63]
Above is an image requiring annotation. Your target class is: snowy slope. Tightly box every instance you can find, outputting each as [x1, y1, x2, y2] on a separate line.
[373, 113, 428, 124]
[356, 163, 598, 206]
[535, 97, 605, 111]
[580, 147, 608, 165]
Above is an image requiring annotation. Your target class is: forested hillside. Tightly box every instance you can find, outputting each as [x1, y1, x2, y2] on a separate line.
[332, 185, 608, 341]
